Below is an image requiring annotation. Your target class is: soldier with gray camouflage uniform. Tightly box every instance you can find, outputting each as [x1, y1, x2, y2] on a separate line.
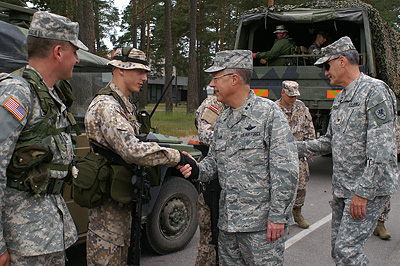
[297, 36, 398, 265]
[179, 50, 299, 265]
[194, 93, 224, 265]
[275, 81, 316, 229]
[0, 11, 88, 265]
[84, 47, 194, 266]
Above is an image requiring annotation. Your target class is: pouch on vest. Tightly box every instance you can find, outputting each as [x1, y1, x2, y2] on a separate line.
[109, 165, 135, 204]
[7, 134, 54, 195]
[73, 152, 111, 208]
[136, 110, 151, 134]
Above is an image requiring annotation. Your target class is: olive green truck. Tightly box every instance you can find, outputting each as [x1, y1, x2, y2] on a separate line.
[235, 1, 400, 136]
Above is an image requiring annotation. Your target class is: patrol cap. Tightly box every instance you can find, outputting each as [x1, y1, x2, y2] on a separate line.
[28, 11, 88, 51]
[108, 47, 151, 71]
[205, 50, 253, 73]
[282, 80, 300, 96]
[314, 36, 357, 66]
[274, 25, 288, 34]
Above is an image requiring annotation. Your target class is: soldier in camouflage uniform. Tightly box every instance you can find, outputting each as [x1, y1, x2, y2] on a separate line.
[275, 81, 316, 229]
[84, 47, 194, 266]
[252, 25, 295, 66]
[179, 50, 299, 265]
[308, 31, 328, 64]
[194, 90, 224, 265]
[297, 36, 398, 265]
[0, 11, 88, 265]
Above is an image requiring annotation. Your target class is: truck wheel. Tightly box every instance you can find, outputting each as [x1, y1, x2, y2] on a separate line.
[144, 176, 198, 254]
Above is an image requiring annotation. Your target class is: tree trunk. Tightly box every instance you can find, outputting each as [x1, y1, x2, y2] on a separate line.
[164, 0, 173, 112]
[139, 0, 148, 109]
[77, 0, 94, 52]
[132, 0, 138, 48]
[187, 0, 198, 113]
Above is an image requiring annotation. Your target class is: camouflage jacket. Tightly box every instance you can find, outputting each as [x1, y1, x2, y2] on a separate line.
[297, 73, 399, 200]
[195, 96, 224, 146]
[308, 41, 322, 64]
[255, 35, 294, 66]
[198, 90, 299, 232]
[276, 99, 316, 178]
[85, 82, 180, 167]
[0, 66, 77, 256]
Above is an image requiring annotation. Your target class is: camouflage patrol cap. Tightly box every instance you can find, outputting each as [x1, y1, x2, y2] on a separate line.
[314, 36, 357, 66]
[205, 50, 253, 73]
[274, 25, 288, 34]
[28, 11, 88, 51]
[108, 47, 151, 71]
[282, 80, 300, 96]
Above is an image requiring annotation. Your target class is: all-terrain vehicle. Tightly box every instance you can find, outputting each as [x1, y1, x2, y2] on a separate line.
[0, 1, 201, 255]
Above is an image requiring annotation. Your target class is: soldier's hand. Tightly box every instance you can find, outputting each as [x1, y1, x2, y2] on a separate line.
[0, 250, 10, 266]
[177, 151, 199, 180]
[350, 194, 367, 220]
[260, 58, 267, 65]
[267, 221, 285, 243]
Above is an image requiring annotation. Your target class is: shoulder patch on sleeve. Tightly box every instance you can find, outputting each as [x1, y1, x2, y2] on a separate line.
[2, 96, 27, 121]
[202, 107, 219, 125]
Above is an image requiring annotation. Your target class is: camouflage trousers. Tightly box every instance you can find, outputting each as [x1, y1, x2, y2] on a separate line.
[86, 199, 132, 266]
[294, 158, 310, 207]
[218, 228, 287, 266]
[196, 193, 217, 266]
[330, 196, 388, 266]
[377, 196, 391, 222]
[9, 251, 65, 266]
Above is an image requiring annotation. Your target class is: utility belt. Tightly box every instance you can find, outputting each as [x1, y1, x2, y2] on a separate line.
[72, 140, 138, 208]
[7, 177, 66, 195]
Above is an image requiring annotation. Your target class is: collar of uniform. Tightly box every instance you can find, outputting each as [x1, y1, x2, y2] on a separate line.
[220, 90, 256, 127]
[341, 73, 363, 102]
[109, 82, 135, 113]
[275, 98, 292, 114]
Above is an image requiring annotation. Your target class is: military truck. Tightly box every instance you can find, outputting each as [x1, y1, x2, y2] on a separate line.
[235, 0, 400, 136]
[0, 1, 201, 255]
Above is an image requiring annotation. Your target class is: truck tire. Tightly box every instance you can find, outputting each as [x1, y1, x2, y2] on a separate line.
[144, 176, 198, 254]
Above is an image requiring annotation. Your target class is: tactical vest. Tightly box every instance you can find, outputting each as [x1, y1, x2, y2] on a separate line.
[96, 85, 151, 134]
[1, 66, 80, 196]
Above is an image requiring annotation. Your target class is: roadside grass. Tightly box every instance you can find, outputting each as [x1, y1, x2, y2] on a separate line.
[142, 102, 198, 138]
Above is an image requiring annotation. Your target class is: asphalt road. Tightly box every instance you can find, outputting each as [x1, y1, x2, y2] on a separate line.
[66, 155, 400, 266]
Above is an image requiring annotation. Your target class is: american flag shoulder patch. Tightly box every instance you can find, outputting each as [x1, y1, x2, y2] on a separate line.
[209, 104, 219, 113]
[3, 96, 28, 121]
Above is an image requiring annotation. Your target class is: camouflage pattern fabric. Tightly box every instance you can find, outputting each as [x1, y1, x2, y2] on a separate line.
[218, 228, 287, 266]
[205, 50, 253, 73]
[0, 66, 77, 258]
[195, 194, 217, 266]
[255, 35, 294, 66]
[28, 11, 88, 51]
[10, 251, 65, 266]
[330, 196, 388, 265]
[377, 196, 390, 222]
[198, 90, 299, 232]
[194, 96, 224, 265]
[108, 47, 150, 71]
[308, 41, 322, 64]
[297, 73, 398, 200]
[195, 95, 224, 146]
[314, 36, 356, 65]
[276, 99, 316, 207]
[84, 82, 181, 265]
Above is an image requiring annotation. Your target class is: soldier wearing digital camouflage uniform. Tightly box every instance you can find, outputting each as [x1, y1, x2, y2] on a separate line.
[297, 36, 398, 265]
[84, 47, 197, 266]
[0, 11, 88, 265]
[252, 25, 295, 66]
[194, 90, 224, 265]
[275, 80, 316, 229]
[179, 50, 299, 265]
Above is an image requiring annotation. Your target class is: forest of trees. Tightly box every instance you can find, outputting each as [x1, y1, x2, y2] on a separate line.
[3, 0, 400, 112]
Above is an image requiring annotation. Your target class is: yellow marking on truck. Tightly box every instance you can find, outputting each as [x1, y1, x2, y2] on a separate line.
[253, 89, 268, 97]
[327, 90, 341, 98]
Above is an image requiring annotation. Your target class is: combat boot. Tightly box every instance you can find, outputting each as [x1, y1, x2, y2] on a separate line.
[292, 207, 310, 229]
[373, 221, 391, 240]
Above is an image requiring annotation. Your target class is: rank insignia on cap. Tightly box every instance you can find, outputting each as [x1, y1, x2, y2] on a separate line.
[3, 96, 27, 121]
[375, 107, 386, 120]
